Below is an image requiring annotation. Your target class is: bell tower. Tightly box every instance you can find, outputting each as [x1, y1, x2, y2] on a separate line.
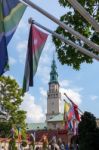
[46, 58, 61, 121]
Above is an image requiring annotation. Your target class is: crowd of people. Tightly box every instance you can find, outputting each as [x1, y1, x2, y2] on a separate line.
[29, 133, 79, 150]
[29, 134, 78, 150]
[35, 136, 66, 150]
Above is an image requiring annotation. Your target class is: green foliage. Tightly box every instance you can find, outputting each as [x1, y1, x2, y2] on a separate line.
[21, 140, 27, 147]
[0, 76, 26, 138]
[9, 139, 17, 150]
[78, 112, 99, 150]
[53, 0, 99, 70]
[0, 122, 11, 138]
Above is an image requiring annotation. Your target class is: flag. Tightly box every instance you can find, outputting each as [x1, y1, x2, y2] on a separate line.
[23, 25, 48, 93]
[68, 120, 73, 130]
[64, 101, 71, 129]
[0, 0, 26, 75]
[73, 104, 80, 121]
[64, 93, 80, 121]
[73, 119, 79, 135]
[68, 105, 75, 121]
[64, 101, 71, 121]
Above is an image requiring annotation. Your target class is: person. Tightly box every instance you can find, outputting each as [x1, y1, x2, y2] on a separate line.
[51, 136, 60, 150]
[0, 140, 2, 150]
[76, 144, 79, 150]
[57, 138, 62, 148]
[57, 138, 65, 150]
[42, 135, 48, 150]
[65, 144, 69, 150]
[60, 143, 65, 150]
[29, 133, 35, 150]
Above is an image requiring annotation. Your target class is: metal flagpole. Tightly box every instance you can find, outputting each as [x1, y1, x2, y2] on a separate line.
[66, 0, 99, 32]
[28, 18, 99, 61]
[64, 93, 83, 114]
[22, 0, 99, 52]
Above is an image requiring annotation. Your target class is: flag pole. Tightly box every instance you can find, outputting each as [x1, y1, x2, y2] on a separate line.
[64, 93, 83, 114]
[28, 18, 99, 61]
[22, 0, 99, 52]
[66, 0, 99, 32]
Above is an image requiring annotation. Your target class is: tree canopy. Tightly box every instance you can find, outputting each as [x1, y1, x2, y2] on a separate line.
[53, 0, 99, 70]
[78, 111, 99, 150]
[0, 76, 26, 138]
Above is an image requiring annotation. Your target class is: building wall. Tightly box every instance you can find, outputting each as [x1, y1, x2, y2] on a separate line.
[47, 121, 64, 130]
[47, 96, 60, 114]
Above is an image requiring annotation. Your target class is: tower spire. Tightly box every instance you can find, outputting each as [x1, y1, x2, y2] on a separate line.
[49, 57, 58, 84]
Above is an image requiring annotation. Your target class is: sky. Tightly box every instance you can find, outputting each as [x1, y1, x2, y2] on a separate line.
[5, 0, 99, 123]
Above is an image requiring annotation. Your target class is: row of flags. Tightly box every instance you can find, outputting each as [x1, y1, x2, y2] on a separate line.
[64, 96, 81, 135]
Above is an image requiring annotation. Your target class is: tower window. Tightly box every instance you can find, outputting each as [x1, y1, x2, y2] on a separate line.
[56, 94, 58, 97]
[48, 94, 50, 98]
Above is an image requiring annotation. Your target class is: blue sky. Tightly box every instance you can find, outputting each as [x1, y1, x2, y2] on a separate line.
[5, 0, 99, 122]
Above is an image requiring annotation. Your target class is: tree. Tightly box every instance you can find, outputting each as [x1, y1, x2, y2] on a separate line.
[0, 122, 12, 138]
[53, 0, 99, 70]
[78, 111, 99, 150]
[0, 76, 26, 138]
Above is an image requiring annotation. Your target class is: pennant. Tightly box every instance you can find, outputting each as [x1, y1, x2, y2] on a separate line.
[23, 25, 48, 93]
[0, 0, 26, 75]
[73, 104, 80, 121]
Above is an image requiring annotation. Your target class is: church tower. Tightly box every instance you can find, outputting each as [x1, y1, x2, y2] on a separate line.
[46, 58, 61, 121]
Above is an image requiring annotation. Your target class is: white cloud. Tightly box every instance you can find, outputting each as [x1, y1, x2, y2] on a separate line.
[61, 88, 82, 105]
[40, 87, 47, 97]
[90, 95, 98, 101]
[59, 87, 82, 113]
[21, 93, 45, 123]
[9, 57, 17, 65]
[60, 79, 71, 88]
[39, 87, 47, 114]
